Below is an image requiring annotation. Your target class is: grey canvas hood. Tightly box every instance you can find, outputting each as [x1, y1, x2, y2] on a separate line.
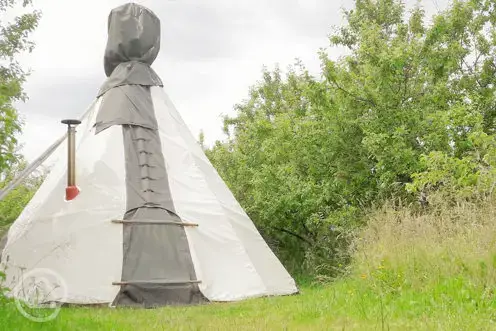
[99, 3, 163, 96]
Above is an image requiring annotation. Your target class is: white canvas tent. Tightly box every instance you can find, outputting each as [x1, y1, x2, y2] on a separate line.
[0, 3, 298, 307]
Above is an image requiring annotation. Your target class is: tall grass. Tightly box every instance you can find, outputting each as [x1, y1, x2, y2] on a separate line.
[353, 198, 496, 290]
[343, 197, 496, 328]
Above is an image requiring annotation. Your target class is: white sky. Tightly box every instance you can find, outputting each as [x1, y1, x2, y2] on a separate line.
[15, 0, 448, 162]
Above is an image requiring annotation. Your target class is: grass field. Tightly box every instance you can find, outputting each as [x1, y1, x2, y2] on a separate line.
[2, 199, 496, 330]
[2, 278, 495, 330]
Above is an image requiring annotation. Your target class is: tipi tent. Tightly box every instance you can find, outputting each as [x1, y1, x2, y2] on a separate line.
[0, 3, 298, 307]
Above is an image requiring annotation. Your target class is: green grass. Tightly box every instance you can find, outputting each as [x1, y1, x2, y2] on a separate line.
[2, 276, 496, 330]
[3, 199, 496, 330]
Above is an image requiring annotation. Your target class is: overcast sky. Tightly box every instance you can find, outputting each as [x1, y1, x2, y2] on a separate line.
[14, 0, 448, 162]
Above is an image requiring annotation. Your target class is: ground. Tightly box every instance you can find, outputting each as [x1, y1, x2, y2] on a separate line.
[2, 276, 496, 331]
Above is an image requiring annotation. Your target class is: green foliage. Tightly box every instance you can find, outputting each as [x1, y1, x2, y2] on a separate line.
[0, 161, 44, 234]
[207, 65, 359, 276]
[407, 131, 496, 201]
[205, 0, 496, 277]
[0, 0, 40, 234]
[0, 0, 40, 175]
[0, 268, 6, 302]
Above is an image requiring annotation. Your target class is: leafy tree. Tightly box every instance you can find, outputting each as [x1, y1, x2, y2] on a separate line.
[0, 0, 40, 232]
[206, 0, 496, 277]
[0, 0, 40, 176]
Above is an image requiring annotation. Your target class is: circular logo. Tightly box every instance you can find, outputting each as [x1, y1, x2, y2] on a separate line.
[10, 268, 67, 322]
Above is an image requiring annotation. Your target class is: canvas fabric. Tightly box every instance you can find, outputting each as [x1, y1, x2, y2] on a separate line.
[0, 2, 298, 307]
[97, 3, 204, 307]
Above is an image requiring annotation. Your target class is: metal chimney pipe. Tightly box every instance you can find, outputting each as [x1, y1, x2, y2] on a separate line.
[61, 119, 82, 200]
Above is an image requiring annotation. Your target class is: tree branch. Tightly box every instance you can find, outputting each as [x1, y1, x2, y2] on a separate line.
[269, 226, 314, 245]
[328, 78, 377, 107]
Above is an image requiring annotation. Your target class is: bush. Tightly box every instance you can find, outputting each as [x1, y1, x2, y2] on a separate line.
[206, 0, 496, 278]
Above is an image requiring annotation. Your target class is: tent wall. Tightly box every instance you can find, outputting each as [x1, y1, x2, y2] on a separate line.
[0, 87, 298, 306]
[1, 100, 127, 304]
[152, 87, 298, 301]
